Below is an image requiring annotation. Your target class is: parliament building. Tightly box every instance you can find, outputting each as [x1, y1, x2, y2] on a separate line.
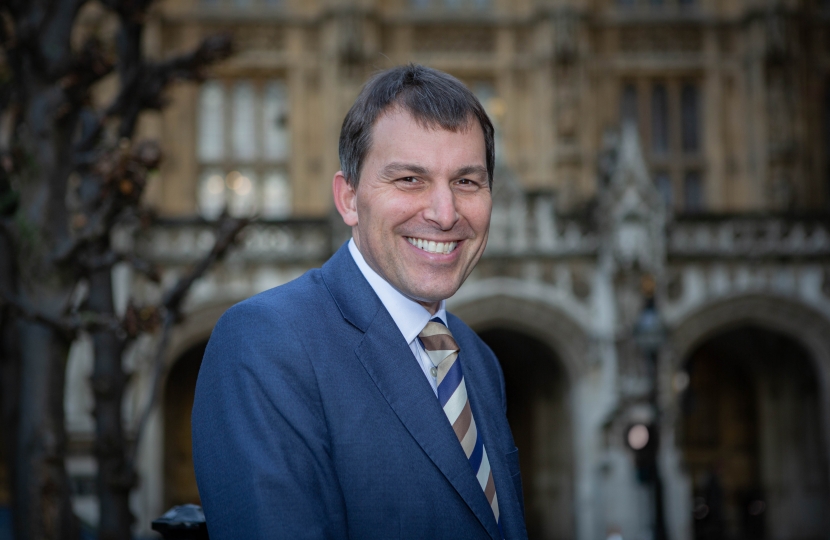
[53, 0, 830, 538]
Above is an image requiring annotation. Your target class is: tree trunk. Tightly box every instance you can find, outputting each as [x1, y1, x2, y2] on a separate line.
[11, 73, 82, 540]
[16, 321, 79, 540]
[0, 223, 22, 539]
[88, 259, 133, 540]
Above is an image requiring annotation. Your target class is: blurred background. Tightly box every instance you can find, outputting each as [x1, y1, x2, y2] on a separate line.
[1, 0, 830, 539]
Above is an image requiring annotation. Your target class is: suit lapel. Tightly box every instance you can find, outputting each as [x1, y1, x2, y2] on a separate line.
[355, 313, 501, 538]
[322, 244, 501, 539]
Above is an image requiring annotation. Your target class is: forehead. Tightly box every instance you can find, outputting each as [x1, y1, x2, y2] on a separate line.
[373, 104, 476, 133]
[366, 108, 485, 161]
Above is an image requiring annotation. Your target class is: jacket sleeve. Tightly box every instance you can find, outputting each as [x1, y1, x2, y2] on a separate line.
[191, 299, 347, 539]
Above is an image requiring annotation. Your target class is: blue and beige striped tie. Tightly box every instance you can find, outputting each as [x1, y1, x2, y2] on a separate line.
[419, 318, 501, 533]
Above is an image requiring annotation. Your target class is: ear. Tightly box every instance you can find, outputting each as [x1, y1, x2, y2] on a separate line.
[333, 171, 358, 227]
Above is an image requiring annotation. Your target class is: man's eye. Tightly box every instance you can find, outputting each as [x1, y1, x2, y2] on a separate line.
[456, 178, 481, 188]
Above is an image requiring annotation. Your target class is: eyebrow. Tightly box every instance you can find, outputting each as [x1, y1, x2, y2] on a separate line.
[379, 162, 487, 179]
[454, 165, 488, 178]
[379, 162, 430, 178]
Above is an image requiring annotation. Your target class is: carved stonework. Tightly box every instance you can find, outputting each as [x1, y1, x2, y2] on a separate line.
[619, 25, 702, 54]
[411, 25, 495, 54]
[338, 12, 365, 69]
[202, 24, 286, 52]
[137, 220, 331, 264]
[764, 9, 797, 64]
[601, 122, 667, 275]
[555, 65, 579, 143]
[662, 262, 830, 326]
[668, 218, 830, 257]
[553, 9, 579, 63]
[485, 166, 598, 257]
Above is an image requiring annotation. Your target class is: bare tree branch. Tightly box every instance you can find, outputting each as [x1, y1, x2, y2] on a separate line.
[126, 216, 247, 467]
[124, 253, 161, 282]
[0, 287, 133, 339]
[70, 310, 125, 334]
[0, 291, 75, 339]
[54, 140, 161, 265]
[58, 37, 115, 110]
[109, 34, 233, 138]
[164, 216, 247, 312]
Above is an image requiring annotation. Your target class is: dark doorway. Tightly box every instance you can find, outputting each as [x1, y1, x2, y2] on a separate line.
[479, 328, 573, 540]
[679, 326, 830, 540]
[163, 341, 207, 509]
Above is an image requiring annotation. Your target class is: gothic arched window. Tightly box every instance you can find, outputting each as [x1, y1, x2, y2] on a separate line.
[196, 79, 291, 220]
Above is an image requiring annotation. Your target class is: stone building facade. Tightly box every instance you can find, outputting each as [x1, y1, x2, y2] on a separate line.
[57, 0, 830, 539]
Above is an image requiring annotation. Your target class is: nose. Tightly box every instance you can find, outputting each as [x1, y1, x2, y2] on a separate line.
[423, 182, 460, 230]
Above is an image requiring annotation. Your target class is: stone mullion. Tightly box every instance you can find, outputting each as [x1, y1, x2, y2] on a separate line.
[799, 21, 827, 210]
[319, 15, 342, 192]
[729, 22, 752, 211]
[667, 78, 684, 210]
[496, 26, 515, 176]
[287, 26, 307, 215]
[802, 25, 826, 209]
[639, 76, 653, 166]
[703, 25, 725, 211]
[744, 15, 768, 210]
[545, 15, 562, 192]
[567, 11, 589, 203]
[818, 24, 830, 208]
[531, 23, 555, 190]
[160, 21, 203, 216]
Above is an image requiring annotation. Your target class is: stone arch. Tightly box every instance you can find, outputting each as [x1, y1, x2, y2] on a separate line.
[160, 302, 237, 510]
[669, 294, 830, 378]
[163, 340, 205, 508]
[668, 294, 830, 456]
[133, 301, 238, 518]
[450, 291, 591, 540]
[450, 287, 592, 384]
[667, 294, 830, 538]
[165, 301, 238, 370]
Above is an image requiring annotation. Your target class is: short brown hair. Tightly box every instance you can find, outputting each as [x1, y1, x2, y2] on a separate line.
[338, 64, 495, 188]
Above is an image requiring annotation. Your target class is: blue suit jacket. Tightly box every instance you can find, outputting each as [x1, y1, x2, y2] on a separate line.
[192, 243, 528, 539]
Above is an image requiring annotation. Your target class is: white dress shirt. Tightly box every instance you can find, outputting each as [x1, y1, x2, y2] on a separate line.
[348, 238, 445, 395]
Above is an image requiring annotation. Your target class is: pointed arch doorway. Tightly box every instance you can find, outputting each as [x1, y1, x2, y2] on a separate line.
[678, 325, 830, 540]
[478, 328, 575, 540]
[163, 341, 206, 509]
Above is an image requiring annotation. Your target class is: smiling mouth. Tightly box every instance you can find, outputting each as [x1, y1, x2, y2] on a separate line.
[406, 237, 458, 255]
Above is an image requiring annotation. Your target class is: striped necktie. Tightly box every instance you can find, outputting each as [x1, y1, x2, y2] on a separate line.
[419, 318, 501, 531]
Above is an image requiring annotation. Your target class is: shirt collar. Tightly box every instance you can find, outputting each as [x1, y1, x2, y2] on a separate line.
[348, 238, 447, 344]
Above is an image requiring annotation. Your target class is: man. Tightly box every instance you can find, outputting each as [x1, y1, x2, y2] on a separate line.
[192, 64, 528, 539]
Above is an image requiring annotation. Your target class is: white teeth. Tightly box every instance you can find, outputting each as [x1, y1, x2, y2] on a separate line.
[407, 237, 458, 254]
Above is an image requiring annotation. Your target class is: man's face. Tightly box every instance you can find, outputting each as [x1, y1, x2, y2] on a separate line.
[333, 108, 492, 313]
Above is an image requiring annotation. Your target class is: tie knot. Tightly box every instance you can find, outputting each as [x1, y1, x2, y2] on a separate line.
[418, 320, 459, 366]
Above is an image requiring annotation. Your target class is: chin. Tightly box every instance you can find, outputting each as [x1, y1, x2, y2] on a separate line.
[410, 285, 460, 304]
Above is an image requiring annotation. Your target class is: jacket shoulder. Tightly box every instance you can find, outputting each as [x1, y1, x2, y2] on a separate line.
[219, 267, 329, 325]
